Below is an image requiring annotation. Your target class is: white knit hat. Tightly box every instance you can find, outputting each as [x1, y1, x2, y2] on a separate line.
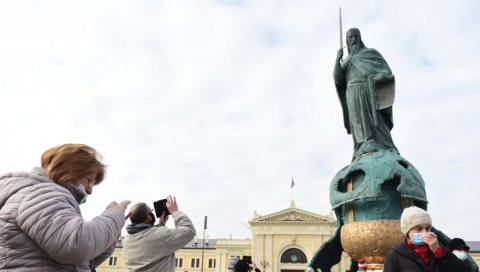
[400, 206, 432, 234]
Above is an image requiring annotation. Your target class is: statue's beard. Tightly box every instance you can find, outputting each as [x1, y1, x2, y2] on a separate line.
[348, 43, 362, 55]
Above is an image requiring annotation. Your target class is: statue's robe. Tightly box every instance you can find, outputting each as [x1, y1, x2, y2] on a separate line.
[334, 48, 398, 161]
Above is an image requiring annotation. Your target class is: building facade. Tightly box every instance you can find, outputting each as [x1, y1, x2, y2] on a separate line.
[247, 200, 347, 272]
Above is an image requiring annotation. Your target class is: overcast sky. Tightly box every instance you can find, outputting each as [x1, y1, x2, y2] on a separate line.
[1, 0, 479, 241]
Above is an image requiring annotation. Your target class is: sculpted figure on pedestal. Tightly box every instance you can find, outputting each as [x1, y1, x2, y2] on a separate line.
[334, 28, 397, 161]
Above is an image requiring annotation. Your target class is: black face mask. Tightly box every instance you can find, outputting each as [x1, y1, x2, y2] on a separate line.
[148, 212, 155, 225]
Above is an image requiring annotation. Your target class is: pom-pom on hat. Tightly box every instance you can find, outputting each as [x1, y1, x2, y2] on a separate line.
[400, 206, 432, 234]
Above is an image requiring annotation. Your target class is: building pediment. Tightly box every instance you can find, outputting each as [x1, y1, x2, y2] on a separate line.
[249, 201, 335, 224]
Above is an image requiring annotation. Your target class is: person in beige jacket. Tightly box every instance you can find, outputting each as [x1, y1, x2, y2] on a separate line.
[0, 144, 130, 271]
[124, 195, 196, 272]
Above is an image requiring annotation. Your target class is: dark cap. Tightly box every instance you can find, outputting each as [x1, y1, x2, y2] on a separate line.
[447, 238, 470, 251]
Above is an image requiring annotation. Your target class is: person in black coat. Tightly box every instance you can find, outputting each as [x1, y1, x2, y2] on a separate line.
[384, 206, 470, 272]
[447, 238, 479, 272]
[235, 257, 261, 272]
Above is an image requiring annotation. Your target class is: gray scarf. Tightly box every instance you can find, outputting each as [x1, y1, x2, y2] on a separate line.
[126, 223, 153, 234]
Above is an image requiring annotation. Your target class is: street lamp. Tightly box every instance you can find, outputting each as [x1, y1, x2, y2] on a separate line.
[201, 216, 207, 272]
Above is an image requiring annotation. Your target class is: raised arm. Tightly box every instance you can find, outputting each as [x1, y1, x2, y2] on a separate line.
[17, 184, 127, 265]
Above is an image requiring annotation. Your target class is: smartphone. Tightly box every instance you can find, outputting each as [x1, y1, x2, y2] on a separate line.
[153, 199, 170, 218]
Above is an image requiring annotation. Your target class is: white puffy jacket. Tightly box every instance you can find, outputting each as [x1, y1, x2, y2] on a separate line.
[0, 167, 125, 271]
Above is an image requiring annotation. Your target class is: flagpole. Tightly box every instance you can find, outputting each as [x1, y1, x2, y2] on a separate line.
[291, 176, 295, 201]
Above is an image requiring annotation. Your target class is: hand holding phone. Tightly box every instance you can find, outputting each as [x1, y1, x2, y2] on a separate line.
[166, 195, 178, 214]
[154, 195, 178, 218]
[153, 199, 170, 218]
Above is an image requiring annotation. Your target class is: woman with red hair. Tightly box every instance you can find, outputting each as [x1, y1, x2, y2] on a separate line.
[0, 143, 130, 271]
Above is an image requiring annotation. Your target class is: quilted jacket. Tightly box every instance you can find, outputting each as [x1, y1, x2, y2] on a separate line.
[0, 167, 125, 271]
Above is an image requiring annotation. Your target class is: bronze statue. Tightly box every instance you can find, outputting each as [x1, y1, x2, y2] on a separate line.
[334, 28, 398, 161]
[307, 27, 478, 272]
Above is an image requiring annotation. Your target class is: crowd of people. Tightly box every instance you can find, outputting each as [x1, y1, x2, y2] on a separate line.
[0, 143, 477, 272]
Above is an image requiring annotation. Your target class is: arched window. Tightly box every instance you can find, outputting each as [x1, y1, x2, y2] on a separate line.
[280, 248, 307, 264]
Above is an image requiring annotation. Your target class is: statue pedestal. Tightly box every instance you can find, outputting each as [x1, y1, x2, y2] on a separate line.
[330, 150, 427, 270]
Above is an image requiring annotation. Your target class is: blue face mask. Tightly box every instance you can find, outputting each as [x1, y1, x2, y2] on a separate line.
[453, 251, 468, 261]
[412, 232, 426, 245]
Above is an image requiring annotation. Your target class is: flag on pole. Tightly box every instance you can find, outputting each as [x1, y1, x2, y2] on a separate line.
[291, 176, 295, 188]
